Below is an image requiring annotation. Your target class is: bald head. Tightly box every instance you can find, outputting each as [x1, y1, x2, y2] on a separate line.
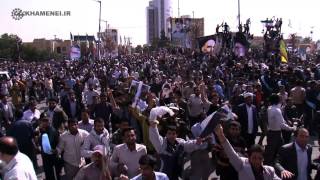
[0, 137, 18, 156]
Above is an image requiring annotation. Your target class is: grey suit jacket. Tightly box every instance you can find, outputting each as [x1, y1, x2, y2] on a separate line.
[222, 139, 281, 180]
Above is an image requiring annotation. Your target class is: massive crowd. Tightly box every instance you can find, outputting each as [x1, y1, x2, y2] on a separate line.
[0, 48, 320, 180]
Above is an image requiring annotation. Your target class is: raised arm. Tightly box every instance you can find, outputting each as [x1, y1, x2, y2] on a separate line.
[214, 124, 244, 172]
[148, 121, 164, 153]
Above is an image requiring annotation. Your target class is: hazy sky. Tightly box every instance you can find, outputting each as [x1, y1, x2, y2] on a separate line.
[0, 0, 319, 45]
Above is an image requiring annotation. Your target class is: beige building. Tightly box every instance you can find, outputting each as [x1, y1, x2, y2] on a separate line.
[23, 38, 72, 57]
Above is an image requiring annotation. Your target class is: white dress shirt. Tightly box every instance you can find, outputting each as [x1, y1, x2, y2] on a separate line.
[57, 129, 89, 167]
[246, 105, 253, 134]
[84, 90, 99, 106]
[295, 142, 308, 180]
[3, 152, 37, 180]
[267, 105, 293, 131]
[22, 109, 41, 122]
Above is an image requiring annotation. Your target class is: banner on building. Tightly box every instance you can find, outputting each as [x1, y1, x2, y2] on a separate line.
[70, 45, 81, 60]
[170, 18, 192, 48]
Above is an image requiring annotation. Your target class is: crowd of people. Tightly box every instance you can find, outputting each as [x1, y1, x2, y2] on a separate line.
[0, 48, 320, 180]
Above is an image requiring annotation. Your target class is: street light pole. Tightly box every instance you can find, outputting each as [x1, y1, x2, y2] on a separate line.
[238, 0, 241, 27]
[98, 0, 101, 60]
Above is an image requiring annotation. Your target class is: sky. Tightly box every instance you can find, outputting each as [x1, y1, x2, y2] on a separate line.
[0, 0, 319, 46]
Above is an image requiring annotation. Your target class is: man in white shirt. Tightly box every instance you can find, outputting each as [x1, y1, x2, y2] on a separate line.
[83, 84, 99, 107]
[78, 110, 94, 133]
[111, 127, 147, 178]
[54, 119, 89, 180]
[22, 100, 40, 122]
[264, 94, 295, 165]
[0, 136, 37, 180]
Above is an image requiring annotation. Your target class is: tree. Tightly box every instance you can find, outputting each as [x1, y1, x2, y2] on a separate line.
[0, 33, 21, 60]
[302, 37, 312, 44]
[135, 45, 142, 53]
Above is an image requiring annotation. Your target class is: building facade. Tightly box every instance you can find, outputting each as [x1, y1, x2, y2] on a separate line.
[23, 38, 72, 57]
[146, 0, 173, 44]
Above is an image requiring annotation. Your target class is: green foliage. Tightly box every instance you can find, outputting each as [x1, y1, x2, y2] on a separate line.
[0, 33, 61, 62]
[0, 33, 20, 60]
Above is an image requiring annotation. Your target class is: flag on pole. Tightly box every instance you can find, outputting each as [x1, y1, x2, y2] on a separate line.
[279, 40, 288, 63]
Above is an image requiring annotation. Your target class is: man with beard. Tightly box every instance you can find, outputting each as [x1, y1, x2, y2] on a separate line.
[45, 97, 68, 132]
[91, 90, 118, 130]
[81, 118, 110, 158]
[54, 119, 89, 179]
[119, 155, 169, 180]
[149, 112, 203, 180]
[111, 127, 147, 178]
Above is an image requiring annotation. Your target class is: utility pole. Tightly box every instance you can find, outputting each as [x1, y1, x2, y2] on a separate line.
[178, 0, 180, 18]
[238, 0, 241, 27]
[93, 0, 102, 60]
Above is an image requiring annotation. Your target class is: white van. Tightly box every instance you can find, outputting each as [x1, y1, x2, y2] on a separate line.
[0, 71, 10, 80]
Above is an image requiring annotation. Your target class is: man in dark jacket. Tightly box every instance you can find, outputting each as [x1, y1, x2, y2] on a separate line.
[7, 109, 37, 169]
[235, 92, 258, 148]
[39, 112, 62, 180]
[45, 97, 68, 132]
[92, 90, 118, 130]
[61, 90, 83, 120]
[275, 128, 319, 180]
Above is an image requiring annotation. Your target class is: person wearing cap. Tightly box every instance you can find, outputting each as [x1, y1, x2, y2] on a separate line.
[119, 155, 169, 180]
[111, 127, 147, 178]
[148, 108, 203, 180]
[0, 136, 37, 180]
[75, 145, 111, 180]
[235, 92, 258, 149]
[38, 112, 62, 180]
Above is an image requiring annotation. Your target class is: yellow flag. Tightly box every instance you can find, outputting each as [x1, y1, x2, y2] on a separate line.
[279, 40, 288, 63]
[281, 55, 287, 63]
